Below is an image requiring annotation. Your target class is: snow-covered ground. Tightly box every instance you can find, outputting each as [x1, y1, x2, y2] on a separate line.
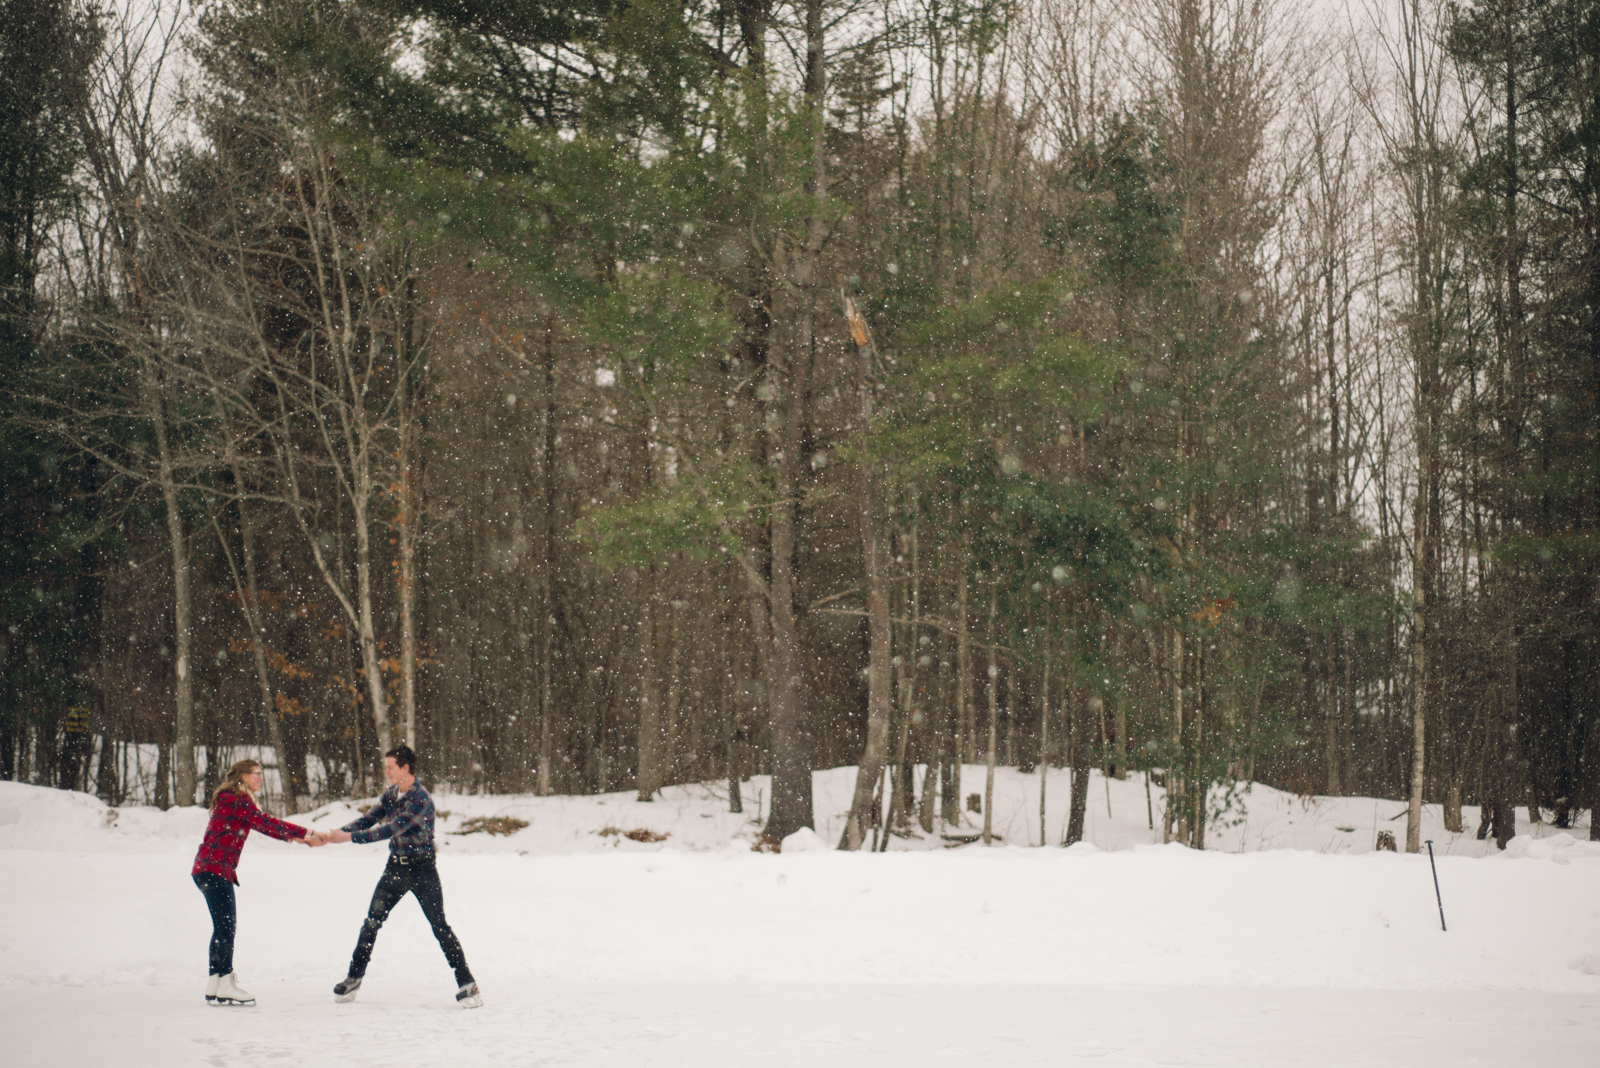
[3, 768, 1597, 1067]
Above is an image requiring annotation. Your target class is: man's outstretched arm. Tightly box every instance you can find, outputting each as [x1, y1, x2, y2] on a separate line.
[324, 790, 396, 844]
[344, 791, 426, 845]
[340, 792, 392, 836]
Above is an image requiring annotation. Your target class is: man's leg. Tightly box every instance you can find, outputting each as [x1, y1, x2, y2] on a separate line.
[346, 859, 410, 979]
[409, 859, 473, 985]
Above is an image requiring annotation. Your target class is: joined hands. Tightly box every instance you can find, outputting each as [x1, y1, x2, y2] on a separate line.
[300, 829, 352, 847]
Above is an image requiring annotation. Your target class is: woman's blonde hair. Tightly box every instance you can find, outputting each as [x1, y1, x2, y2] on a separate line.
[208, 760, 262, 810]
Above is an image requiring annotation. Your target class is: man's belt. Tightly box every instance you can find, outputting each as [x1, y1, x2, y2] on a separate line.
[390, 851, 436, 865]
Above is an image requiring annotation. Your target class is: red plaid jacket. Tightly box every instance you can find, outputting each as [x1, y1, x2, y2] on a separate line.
[191, 788, 306, 885]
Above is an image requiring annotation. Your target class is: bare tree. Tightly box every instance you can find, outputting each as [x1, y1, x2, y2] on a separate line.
[1355, 0, 1466, 852]
[68, 3, 200, 804]
[152, 37, 431, 765]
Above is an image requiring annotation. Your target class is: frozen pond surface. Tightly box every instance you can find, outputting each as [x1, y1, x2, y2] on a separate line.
[2, 774, 1596, 1066]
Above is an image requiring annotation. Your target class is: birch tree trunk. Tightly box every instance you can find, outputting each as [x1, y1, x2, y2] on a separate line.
[271, 369, 394, 764]
[1356, 0, 1455, 856]
[350, 463, 394, 757]
[395, 306, 420, 749]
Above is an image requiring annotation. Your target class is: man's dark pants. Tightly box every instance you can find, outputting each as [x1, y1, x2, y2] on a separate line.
[347, 854, 473, 984]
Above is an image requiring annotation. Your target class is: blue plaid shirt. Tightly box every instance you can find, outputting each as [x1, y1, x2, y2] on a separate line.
[342, 781, 436, 857]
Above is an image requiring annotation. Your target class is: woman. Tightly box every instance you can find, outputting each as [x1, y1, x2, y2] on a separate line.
[191, 759, 321, 1006]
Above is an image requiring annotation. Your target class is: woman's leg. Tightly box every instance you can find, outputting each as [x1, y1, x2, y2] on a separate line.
[192, 873, 237, 975]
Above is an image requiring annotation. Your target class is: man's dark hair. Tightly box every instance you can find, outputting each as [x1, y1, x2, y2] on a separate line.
[385, 745, 417, 774]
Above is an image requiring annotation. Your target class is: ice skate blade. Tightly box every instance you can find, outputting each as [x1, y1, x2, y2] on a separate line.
[457, 993, 483, 1009]
[334, 990, 359, 1003]
[214, 997, 255, 1007]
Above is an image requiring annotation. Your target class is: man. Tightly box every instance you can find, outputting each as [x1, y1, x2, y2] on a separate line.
[322, 745, 481, 1008]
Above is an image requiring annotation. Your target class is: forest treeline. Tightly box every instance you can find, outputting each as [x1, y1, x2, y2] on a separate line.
[2, 0, 1595, 849]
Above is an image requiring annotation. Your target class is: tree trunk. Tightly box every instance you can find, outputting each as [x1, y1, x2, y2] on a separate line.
[957, 532, 973, 767]
[93, 680, 117, 803]
[635, 561, 664, 801]
[213, 404, 300, 799]
[1112, 686, 1128, 781]
[1590, 716, 1600, 842]
[910, 525, 934, 834]
[1039, 663, 1050, 846]
[1490, 625, 1520, 849]
[941, 530, 965, 824]
[212, 492, 295, 800]
[386, 273, 423, 751]
[842, 296, 891, 849]
[1189, 642, 1206, 850]
[666, 593, 683, 781]
[1397, 0, 1447, 856]
[1065, 677, 1090, 845]
[760, 0, 825, 842]
[1444, 783, 1462, 833]
[890, 656, 912, 831]
[761, 366, 813, 837]
[155, 739, 171, 810]
[725, 617, 745, 813]
[982, 591, 998, 845]
[144, 361, 196, 807]
[1406, 543, 1428, 853]
[538, 312, 558, 795]
[396, 400, 419, 750]
[1326, 632, 1342, 796]
[351, 486, 394, 758]
[1166, 625, 1183, 844]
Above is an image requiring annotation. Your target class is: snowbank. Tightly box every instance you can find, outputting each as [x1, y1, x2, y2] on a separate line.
[6, 765, 1591, 859]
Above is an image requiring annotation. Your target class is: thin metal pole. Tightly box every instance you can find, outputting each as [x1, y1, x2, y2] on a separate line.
[1425, 839, 1446, 932]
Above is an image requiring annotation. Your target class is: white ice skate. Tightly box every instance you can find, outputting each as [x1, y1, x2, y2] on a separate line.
[213, 972, 255, 1007]
[205, 974, 220, 1005]
[333, 976, 362, 1003]
[455, 981, 483, 1009]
